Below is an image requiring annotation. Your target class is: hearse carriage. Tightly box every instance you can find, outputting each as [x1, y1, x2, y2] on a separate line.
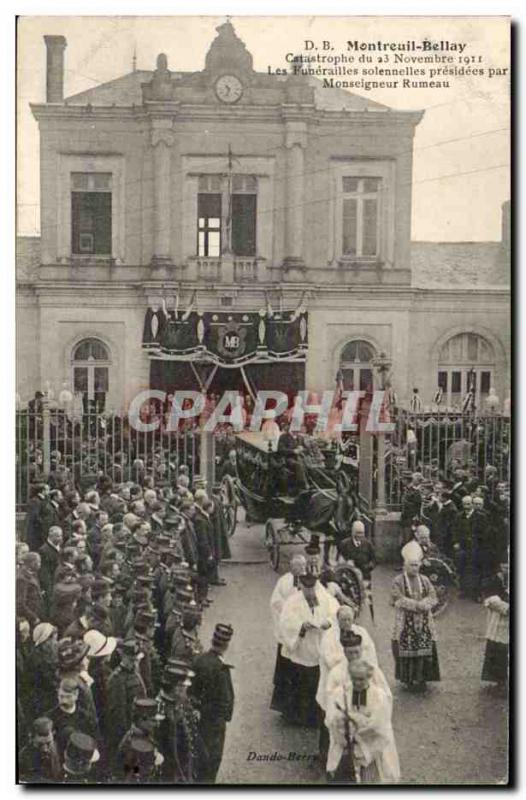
[229, 431, 457, 617]
[232, 432, 364, 570]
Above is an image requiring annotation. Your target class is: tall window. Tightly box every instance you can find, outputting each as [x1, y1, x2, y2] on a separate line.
[72, 338, 111, 412]
[438, 333, 495, 409]
[71, 173, 112, 255]
[231, 175, 257, 256]
[198, 182, 222, 257]
[340, 339, 376, 392]
[197, 174, 257, 257]
[342, 177, 380, 258]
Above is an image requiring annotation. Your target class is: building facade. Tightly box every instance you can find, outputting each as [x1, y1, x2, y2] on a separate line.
[16, 23, 510, 413]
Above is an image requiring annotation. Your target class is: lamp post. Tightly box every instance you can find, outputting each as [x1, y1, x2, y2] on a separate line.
[41, 390, 51, 476]
[371, 352, 392, 513]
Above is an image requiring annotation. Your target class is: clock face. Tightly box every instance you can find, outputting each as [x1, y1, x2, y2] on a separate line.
[215, 74, 243, 104]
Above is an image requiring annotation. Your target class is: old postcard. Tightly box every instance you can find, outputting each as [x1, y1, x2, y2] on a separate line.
[15, 15, 510, 785]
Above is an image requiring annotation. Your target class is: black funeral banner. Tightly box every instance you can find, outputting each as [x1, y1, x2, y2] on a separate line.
[142, 308, 308, 367]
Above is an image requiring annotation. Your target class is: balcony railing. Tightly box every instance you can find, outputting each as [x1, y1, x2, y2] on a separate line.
[187, 256, 262, 283]
[195, 258, 221, 281]
[234, 258, 258, 282]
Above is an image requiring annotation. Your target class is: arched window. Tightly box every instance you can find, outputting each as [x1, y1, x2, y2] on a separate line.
[72, 338, 111, 412]
[437, 332, 495, 409]
[339, 339, 376, 392]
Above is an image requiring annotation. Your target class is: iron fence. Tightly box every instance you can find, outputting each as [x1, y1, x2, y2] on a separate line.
[384, 410, 511, 509]
[16, 407, 202, 510]
[15, 406, 511, 515]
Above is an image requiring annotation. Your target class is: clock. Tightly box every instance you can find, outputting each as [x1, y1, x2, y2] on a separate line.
[215, 74, 243, 104]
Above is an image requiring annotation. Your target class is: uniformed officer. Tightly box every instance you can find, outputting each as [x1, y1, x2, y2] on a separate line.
[133, 608, 162, 695]
[191, 623, 235, 784]
[62, 731, 100, 784]
[115, 697, 163, 781]
[170, 600, 203, 664]
[157, 663, 199, 783]
[105, 639, 147, 761]
[121, 737, 158, 783]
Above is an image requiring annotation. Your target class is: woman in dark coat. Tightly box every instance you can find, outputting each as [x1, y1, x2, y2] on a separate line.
[26, 623, 59, 717]
[16, 618, 33, 741]
[17, 553, 44, 626]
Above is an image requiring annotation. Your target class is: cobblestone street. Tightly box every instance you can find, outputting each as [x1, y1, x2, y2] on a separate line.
[200, 516, 509, 786]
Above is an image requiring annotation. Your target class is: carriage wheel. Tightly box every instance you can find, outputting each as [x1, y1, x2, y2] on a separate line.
[333, 564, 365, 612]
[420, 559, 454, 617]
[430, 581, 450, 617]
[265, 520, 281, 572]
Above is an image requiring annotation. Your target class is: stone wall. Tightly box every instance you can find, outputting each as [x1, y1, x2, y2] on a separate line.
[34, 103, 419, 281]
[20, 287, 150, 409]
[15, 280, 509, 410]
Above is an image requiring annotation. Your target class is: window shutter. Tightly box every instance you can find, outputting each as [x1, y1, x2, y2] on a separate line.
[362, 198, 378, 256]
[71, 192, 112, 255]
[342, 198, 357, 255]
[232, 194, 257, 256]
[95, 193, 112, 255]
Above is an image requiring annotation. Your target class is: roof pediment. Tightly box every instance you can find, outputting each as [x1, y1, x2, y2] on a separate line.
[58, 23, 414, 118]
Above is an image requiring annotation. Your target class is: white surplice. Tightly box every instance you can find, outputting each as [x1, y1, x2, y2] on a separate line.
[316, 623, 378, 711]
[325, 678, 400, 782]
[270, 572, 300, 643]
[483, 595, 509, 644]
[279, 584, 340, 667]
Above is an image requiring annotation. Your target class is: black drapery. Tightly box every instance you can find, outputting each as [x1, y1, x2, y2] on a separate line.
[149, 361, 197, 394]
[142, 309, 308, 366]
[149, 361, 305, 399]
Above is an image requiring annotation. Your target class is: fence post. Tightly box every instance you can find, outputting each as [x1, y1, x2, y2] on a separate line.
[42, 399, 51, 476]
[200, 431, 216, 491]
[358, 404, 373, 509]
[376, 432, 387, 513]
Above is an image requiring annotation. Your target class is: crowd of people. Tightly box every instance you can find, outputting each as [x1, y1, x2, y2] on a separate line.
[399, 464, 510, 691]
[16, 457, 236, 784]
[400, 464, 510, 601]
[15, 417, 510, 785]
[268, 467, 509, 783]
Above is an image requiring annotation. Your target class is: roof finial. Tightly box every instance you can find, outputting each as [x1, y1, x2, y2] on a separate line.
[132, 44, 137, 72]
